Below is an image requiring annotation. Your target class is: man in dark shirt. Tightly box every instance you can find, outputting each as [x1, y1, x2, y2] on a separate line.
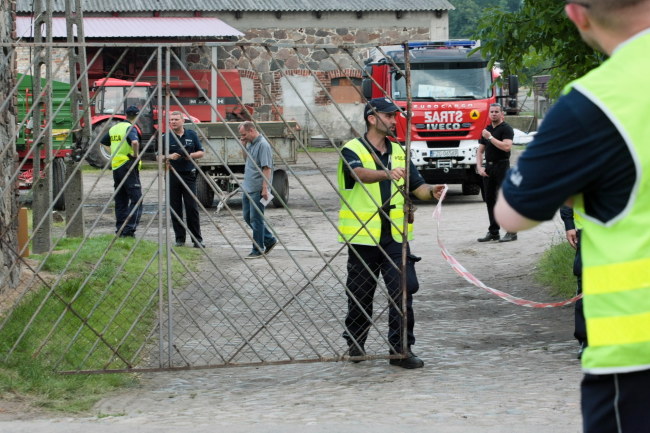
[163, 111, 205, 248]
[338, 97, 443, 369]
[476, 103, 516, 243]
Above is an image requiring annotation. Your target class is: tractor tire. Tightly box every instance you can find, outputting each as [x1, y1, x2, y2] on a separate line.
[271, 169, 289, 208]
[52, 157, 66, 211]
[196, 171, 215, 208]
[462, 182, 481, 196]
[86, 120, 116, 169]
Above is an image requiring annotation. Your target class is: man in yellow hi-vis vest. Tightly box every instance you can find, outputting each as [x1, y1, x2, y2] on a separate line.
[101, 105, 143, 237]
[495, 1, 650, 430]
[338, 98, 443, 369]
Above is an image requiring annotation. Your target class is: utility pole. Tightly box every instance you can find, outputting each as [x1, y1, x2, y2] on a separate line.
[64, 0, 89, 238]
[30, 0, 53, 254]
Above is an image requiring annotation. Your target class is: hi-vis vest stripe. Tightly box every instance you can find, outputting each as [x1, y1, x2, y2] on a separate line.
[110, 121, 140, 170]
[337, 138, 412, 245]
[566, 30, 650, 374]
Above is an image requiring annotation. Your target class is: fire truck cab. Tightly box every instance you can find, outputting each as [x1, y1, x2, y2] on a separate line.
[362, 40, 518, 198]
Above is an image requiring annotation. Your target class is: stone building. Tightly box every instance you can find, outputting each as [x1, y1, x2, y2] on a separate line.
[15, 0, 455, 141]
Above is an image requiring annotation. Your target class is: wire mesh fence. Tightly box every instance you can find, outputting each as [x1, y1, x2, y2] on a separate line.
[0, 40, 416, 373]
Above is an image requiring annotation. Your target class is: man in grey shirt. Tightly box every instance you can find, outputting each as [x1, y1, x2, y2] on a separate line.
[238, 121, 278, 259]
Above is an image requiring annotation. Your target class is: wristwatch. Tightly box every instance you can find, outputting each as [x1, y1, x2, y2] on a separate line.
[488, 135, 493, 141]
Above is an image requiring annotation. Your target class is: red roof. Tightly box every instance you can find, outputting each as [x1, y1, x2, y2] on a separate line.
[16, 16, 242, 39]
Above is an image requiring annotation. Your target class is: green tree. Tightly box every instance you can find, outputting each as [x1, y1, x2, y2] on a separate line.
[449, 0, 521, 40]
[473, 0, 604, 97]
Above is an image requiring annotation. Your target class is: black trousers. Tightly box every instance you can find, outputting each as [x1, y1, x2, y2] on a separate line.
[343, 239, 419, 353]
[169, 170, 203, 244]
[113, 161, 142, 236]
[582, 369, 650, 433]
[483, 160, 510, 234]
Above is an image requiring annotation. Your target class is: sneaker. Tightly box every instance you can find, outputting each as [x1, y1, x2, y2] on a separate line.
[175, 240, 185, 247]
[499, 232, 518, 242]
[477, 232, 500, 242]
[245, 251, 264, 259]
[389, 351, 424, 369]
[193, 242, 205, 249]
[264, 239, 278, 255]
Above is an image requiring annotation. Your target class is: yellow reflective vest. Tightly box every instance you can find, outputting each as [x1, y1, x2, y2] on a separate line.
[567, 31, 650, 374]
[109, 121, 141, 170]
[337, 138, 413, 245]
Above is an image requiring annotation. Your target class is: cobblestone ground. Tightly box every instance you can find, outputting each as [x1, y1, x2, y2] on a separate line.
[1, 150, 583, 433]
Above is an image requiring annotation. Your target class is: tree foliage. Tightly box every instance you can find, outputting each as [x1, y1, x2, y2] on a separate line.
[449, 0, 521, 39]
[473, 0, 604, 97]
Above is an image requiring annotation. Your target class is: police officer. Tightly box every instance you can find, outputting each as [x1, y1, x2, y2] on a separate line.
[163, 111, 205, 248]
[338, 97, 443, 369]
[101, 105, 142, 237]
[496, 1, 650, 430]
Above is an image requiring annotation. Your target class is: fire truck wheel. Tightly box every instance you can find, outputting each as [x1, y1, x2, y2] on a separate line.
[461, 182, 481, 197]
[196, 171, 215, 208]
[52, 157, 66, 211]
[86, 120, 116, 168]
[271, 169, 289, 208]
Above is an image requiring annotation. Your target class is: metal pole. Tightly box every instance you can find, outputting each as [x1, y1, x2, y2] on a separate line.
[210, 46, 217, 122]
[400, 42, 413, 355]
[31, 0, 53, 254]
[64, 0, 89, 238]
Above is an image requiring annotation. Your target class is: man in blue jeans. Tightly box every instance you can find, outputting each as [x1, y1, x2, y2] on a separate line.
[238, 121, 277, 259]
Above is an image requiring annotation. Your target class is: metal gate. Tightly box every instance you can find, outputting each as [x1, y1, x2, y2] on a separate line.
[0, 40, 417, 373]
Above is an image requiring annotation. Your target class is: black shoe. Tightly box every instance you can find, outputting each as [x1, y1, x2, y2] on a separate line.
[193, 242, 205, 249]
[499, 232, 518, 242]
[348, 345, 365, 363]
[245, 251, 264, 259]
[264, 239, 278, 255]
[389, 351, 424, 369]
[477, 232, 500, 242]
[175, 240, 185, 247]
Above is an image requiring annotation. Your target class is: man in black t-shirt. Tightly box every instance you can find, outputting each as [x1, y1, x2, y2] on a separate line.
[476, 103, 516, 242]
[163, 111, 206, 248]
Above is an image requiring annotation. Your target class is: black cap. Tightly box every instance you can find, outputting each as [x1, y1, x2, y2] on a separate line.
[125, 105, 140, 116]
[364, 97, 400, 119]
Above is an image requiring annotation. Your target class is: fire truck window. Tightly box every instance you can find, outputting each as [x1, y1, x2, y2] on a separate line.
[393, 66, 491, 101]
[330, 77, 363, 104]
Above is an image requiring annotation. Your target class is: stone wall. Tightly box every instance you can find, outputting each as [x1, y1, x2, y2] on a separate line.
[209, 26, 434, 140]
[1, 0, 19, 293]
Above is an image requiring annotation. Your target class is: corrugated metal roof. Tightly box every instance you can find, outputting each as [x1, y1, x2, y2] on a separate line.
[15, 16, 243, 39]
[16, 0, 454, 13]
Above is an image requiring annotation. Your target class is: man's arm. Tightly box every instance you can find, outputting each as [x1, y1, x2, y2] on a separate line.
[261, 166, 272, 199]
[351, 166, 406, 184]
[489, 136, 513, 152]
[476, 144, 486, 177]
[494, 189, 541, 232]
[412, 184, 444, 201]
[101, 132, 111, 152]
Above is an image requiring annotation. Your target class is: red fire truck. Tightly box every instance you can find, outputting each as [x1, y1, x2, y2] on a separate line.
[362, 40, 518, 197]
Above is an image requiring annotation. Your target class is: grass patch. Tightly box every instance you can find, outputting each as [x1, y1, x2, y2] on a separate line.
[535, 241, 577, 298]
[0, 235, 200, 413]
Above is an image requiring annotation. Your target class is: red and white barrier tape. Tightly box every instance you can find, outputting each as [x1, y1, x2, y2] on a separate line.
[433, 185, 582, 308]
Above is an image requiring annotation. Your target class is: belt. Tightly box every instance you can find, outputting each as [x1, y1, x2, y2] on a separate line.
[486, 159, 510, 166]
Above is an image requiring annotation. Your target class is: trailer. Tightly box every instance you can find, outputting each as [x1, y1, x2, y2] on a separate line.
[187, 121, 303, 209]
